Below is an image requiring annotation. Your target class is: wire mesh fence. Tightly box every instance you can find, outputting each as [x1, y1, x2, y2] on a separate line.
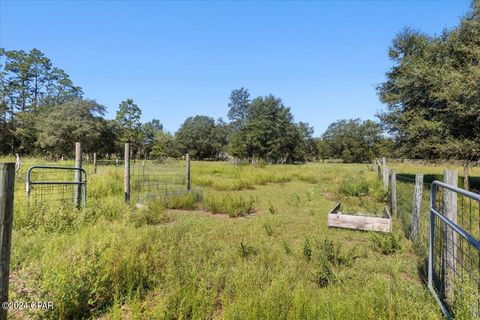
[395, 174, 432, 261]
[130, 159, 188, 204]
[430, 181, 480, 318]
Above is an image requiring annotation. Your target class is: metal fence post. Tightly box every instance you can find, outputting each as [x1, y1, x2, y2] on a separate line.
[75, 142, 82, 209]
[0, 163, 15, 320]
[411, 173, 423, 241]
[124, 143, 130, 203]
[443, 169, 458, 300]
[142, 160, 145, 190]
[428, 183, 436, 289]
[186, 154, 191, 192]
[93, 152, 97, 174]
[390, 169, 397, 216]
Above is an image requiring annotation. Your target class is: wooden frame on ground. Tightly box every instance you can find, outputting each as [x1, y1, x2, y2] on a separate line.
[327, 203, 392, 233]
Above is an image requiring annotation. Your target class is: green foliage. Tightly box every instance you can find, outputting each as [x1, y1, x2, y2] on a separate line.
[203, 193, 256, 217]
[175, 115, 227, 160]
[131, 205, 172, 227]
[370, 233, 402, 255]
[339, 178, 370, 197]
[229, 95, 314, 163]
[161, 191, 202, 210]
[36, 99, 107, 156]
[227, 87, 251, 129]
[115, 98, 142, 147]
[322, 118, 389, 163]
[378, 2, 480, 164]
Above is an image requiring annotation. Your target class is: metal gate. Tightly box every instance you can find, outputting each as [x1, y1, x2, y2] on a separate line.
[26, 166, 87, 208]
[429, 181, 480, 318]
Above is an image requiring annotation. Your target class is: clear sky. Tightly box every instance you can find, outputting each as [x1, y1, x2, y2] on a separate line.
[0, 0, 472, 135]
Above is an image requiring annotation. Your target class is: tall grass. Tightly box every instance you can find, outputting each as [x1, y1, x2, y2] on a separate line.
[5, 159, 443, 319]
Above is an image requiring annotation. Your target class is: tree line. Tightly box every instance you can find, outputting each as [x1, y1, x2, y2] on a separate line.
[1, 1, 478, 165]
[0, 48, 389, 162]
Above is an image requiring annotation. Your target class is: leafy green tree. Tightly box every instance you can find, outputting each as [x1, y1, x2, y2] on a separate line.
[313, 138, 331, 162]
[151, 131, 179, 159]
[227, 87, 251, 130]
[115, 98, 142, 149]
[377, 1, 480, 188]
[142, 119, 163, 158]
[36, 99, 106, 157]
[229, 95, 312, 163]
[175, 115, 227, 159]
[322, 119, 386, 163]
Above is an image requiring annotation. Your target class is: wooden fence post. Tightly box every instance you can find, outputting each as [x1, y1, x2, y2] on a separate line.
[124, 143, 130, 203]
[382, 157, 389, 190]
[74, 142, 82, 208]
[443, 169, 458, 300]
[93, 152, 97, 174]
[0, 163, 15, 320]
[390, 169, 397, 216]
[411, 173, 423, 241]
[376, 160, 381, 179]
[186, 154, 191, 192]
[185, 154, 190, 192]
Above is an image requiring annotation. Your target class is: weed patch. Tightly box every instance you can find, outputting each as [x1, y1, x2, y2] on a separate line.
[203, 193, 256, 217]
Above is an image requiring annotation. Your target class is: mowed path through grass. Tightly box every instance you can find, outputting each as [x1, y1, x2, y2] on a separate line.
[7, 161, 441, 319]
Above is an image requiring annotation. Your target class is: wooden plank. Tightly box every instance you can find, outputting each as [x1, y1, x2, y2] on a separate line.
[0, 163, 15, 320]
[328, 213, 391, 233]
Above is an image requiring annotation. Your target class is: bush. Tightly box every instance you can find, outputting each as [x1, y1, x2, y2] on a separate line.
[339, 178, 369, 197]
[130, 203, 172, 227]
[203, 193, 256, 217]
[162, 191, 202, 210]
[370, 233, 401, 255]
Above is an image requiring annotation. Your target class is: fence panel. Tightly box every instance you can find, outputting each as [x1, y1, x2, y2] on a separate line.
[429, 181, 480, 318]
[130, 159, 188, 204]
[26, 166, 87, 208]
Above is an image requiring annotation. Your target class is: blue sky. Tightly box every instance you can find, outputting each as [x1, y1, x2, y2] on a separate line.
[0, 0, 472, 135]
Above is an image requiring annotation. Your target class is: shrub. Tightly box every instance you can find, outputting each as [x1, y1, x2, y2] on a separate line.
[370, 233, 401, 255]
[162, 191, 202, 210]
[131, 203, 172, 227]
[203, 193, 256, 217]
[314, 255, 336, 287]
[339, 178, 369, 197]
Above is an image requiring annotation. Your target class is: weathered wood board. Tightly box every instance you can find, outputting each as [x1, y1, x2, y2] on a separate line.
[327, 203, 392, 233]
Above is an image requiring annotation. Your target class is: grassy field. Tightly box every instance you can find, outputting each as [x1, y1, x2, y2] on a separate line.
[2, 158, 447, 319]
